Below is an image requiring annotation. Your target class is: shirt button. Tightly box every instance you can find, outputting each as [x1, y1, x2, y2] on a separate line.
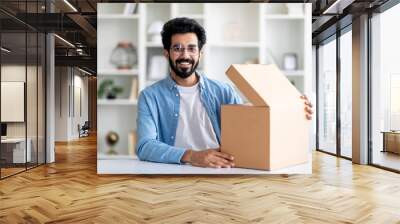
[174, 113, 178, 117]
[175, 93, 179, 97]
[171, 136, 174, 139]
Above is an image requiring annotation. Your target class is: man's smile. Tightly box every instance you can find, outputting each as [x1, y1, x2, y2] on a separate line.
[176, 59, 194, 69]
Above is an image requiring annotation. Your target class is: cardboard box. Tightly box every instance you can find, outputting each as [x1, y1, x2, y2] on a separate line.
[221, 64, 310, 170]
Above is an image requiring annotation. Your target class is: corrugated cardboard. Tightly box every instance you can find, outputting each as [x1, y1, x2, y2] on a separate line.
[221, 64, 310, 170]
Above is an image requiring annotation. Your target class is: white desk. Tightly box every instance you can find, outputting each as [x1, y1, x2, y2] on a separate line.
[97, 154, 312, 175]
[1, 138, 31, 163]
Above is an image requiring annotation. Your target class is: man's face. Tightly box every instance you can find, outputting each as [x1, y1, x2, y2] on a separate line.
[165, 33, 201, 79]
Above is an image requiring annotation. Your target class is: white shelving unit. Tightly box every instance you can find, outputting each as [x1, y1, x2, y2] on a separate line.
[97, 14, 140, 19]
[98, 68, 139, 76]
[97, 99, 138, 106]
[97, 3, 144, 159]
[209, 42, 260, 48]
[97, 3, 312, 160]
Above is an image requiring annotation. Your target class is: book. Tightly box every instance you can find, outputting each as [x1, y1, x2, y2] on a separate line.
[130, 77, 138, 100]
[128, 130, 137, 156]
[123, 3, 137, 15]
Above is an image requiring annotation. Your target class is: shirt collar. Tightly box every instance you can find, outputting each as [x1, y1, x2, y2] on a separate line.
[166, 71, 205, 90]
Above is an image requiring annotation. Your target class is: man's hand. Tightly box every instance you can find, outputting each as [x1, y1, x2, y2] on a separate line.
[181, 149, 234, 168]
[301, 95, 313, 120]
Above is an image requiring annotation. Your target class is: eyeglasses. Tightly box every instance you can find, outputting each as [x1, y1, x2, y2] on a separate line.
[170, 44, 199, 55]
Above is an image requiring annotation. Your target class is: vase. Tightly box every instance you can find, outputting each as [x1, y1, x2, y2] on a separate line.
[110, 41, 137, 70]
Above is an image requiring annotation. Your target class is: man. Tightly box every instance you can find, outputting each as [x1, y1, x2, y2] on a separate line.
[136, 17, 313, 168]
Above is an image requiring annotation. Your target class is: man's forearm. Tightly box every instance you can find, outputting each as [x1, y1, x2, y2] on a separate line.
[136, 139, 186, 164]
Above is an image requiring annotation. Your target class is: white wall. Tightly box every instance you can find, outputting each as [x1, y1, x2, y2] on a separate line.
[55, 67, 68, 141]
[1, 65, 39, 138]
[55, 67, 89, 141]
[1, 64, 46, 163]
[71, 73, 89, 138]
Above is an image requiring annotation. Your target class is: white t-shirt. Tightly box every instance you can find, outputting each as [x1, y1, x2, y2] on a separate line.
[174, 83, 219, 151]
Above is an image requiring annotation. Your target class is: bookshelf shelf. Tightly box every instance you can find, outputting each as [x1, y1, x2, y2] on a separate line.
[98, 68, 139, 76]
[97, 99, 138, 106]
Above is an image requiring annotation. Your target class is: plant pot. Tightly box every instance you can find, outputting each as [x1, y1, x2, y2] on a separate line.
[106, 92, 117, 99]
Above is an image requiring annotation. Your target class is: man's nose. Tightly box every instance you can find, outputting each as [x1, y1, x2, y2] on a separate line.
[180, 49, 191, 57]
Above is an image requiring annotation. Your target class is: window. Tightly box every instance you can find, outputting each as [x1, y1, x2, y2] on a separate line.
[0, 1, 47, 179]
[339, 29, 352, 158]
[317, 37, 337, 155]
[371, 3, 400, 171]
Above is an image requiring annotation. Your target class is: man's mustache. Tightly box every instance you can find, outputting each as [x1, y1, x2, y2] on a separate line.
[176, 58, 194, 64]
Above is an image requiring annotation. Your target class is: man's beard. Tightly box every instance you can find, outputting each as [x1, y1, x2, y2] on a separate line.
[169, 56, 199, 79]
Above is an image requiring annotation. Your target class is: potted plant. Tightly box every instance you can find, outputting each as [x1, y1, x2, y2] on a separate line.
[98, 79, 124, 99]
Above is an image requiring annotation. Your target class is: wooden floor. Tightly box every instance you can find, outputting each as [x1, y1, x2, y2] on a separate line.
[1, 167, 26, 177]
[1, 135, 400, 223]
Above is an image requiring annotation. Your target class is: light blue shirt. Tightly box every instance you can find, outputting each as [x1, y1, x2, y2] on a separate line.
[136, 72, 243, 164]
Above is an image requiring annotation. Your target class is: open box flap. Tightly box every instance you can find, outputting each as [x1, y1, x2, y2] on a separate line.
[226, 64, 302, 107]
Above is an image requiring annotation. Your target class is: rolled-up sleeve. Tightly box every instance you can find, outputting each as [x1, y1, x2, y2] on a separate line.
[135, 91, 186, 164]
[225, 83, 243, 105]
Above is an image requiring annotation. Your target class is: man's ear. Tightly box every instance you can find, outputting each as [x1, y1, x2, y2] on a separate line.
[163, 49, 169, 59]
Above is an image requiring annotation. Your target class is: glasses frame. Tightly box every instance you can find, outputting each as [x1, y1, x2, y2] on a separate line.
[170, 44, 199, 56]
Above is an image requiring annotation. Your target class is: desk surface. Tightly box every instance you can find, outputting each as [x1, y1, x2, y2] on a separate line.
[97, 155, 312, 175]
[381, 131, 400, 134]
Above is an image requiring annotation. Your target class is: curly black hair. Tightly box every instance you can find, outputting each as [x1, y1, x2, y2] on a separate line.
[161, 17, 207, 51]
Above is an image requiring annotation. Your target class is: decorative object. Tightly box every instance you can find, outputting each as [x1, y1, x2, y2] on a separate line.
[123, 3, 137, 15]
[106, 131, 119, 155]
[147, 21, 164, 43]
[128, 130, 137, 156]
[283, 53, 298, 70]
[129, 77, 139, 100]
[148, 55, 168, 80]
[110, 41, 137, 69]
[285, 3, 303, 15]
[98, 79, 124, 99]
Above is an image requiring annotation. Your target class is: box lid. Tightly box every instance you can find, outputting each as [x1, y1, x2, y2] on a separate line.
[225, 64, 302, 107]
